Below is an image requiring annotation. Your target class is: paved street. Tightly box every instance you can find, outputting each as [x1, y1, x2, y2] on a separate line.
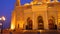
[1, 30, 60, 34]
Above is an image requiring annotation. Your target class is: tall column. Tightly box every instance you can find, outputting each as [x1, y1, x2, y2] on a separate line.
[11, 11, 16, 30]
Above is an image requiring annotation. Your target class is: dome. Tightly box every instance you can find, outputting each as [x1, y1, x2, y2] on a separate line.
[24, 3, 30, 6]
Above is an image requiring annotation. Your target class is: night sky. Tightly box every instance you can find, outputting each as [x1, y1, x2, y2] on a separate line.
[0, 0, 60, 29]
[0, 0, 32, 29]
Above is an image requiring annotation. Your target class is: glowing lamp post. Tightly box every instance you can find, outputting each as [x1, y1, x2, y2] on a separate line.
[1, 16, 6, 21]
[0, 16, 6, 34]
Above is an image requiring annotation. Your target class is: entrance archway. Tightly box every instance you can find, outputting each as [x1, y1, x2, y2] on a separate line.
[26, 17, 33, 30]
[48, 16, 57, 30]
[37, 16, 44, 30]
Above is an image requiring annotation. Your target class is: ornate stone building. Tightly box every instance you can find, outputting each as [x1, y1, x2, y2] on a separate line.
[11, 0, 60, 30]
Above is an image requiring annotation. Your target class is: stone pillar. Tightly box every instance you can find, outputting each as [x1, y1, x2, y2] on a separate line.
[11, 11, 16, 30]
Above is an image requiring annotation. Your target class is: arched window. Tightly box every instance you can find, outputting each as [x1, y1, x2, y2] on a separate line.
[26, 17, 33, 30]
[37, 16, 44, 30]
[38, 16, 43, 23]
[48, 16, 57, 30]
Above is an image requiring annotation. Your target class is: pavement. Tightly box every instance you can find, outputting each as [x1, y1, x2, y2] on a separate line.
[1, 30, 60, 34]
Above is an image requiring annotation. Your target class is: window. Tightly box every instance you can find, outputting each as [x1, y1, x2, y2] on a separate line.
[48, 16, 57, 30]
[38, 16, 43, 23]
[26, 17, 33, 30]
[37, 16, 44, 30]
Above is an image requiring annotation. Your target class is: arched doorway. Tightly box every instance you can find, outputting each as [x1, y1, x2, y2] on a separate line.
[26, 17, 33, 30]
[48, 16, 57, 30]
[37, 16, 44, 30]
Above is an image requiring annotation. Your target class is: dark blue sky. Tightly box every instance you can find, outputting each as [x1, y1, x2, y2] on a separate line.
[0, 0, 60, 29]
[0, 0, 32, 29]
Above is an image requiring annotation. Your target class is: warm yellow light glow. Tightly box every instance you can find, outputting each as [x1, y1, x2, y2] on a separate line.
[11, 14, 15, 30]
[39, 30, 43, 32]
[30, 1, 34, 5]
[19, 20, 24, 29]
[46, 2, 50, 3]
[54, 0, 59, 2]
[48, 7, 52, 8]
[24, 3, 30, 6]
[33, 1, 37, 4]
[30, 1, 38, 5]
[56, 1, 59, 2]
[37, 2, 42, 4]
[11, 24, 15, 30]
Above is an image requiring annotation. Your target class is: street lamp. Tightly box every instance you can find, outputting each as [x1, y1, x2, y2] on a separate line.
[2, 16, 6, 21]
[0, 16, 6, 34]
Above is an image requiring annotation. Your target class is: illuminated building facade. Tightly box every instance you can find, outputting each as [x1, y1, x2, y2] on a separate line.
[11, 0, 60, 30]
